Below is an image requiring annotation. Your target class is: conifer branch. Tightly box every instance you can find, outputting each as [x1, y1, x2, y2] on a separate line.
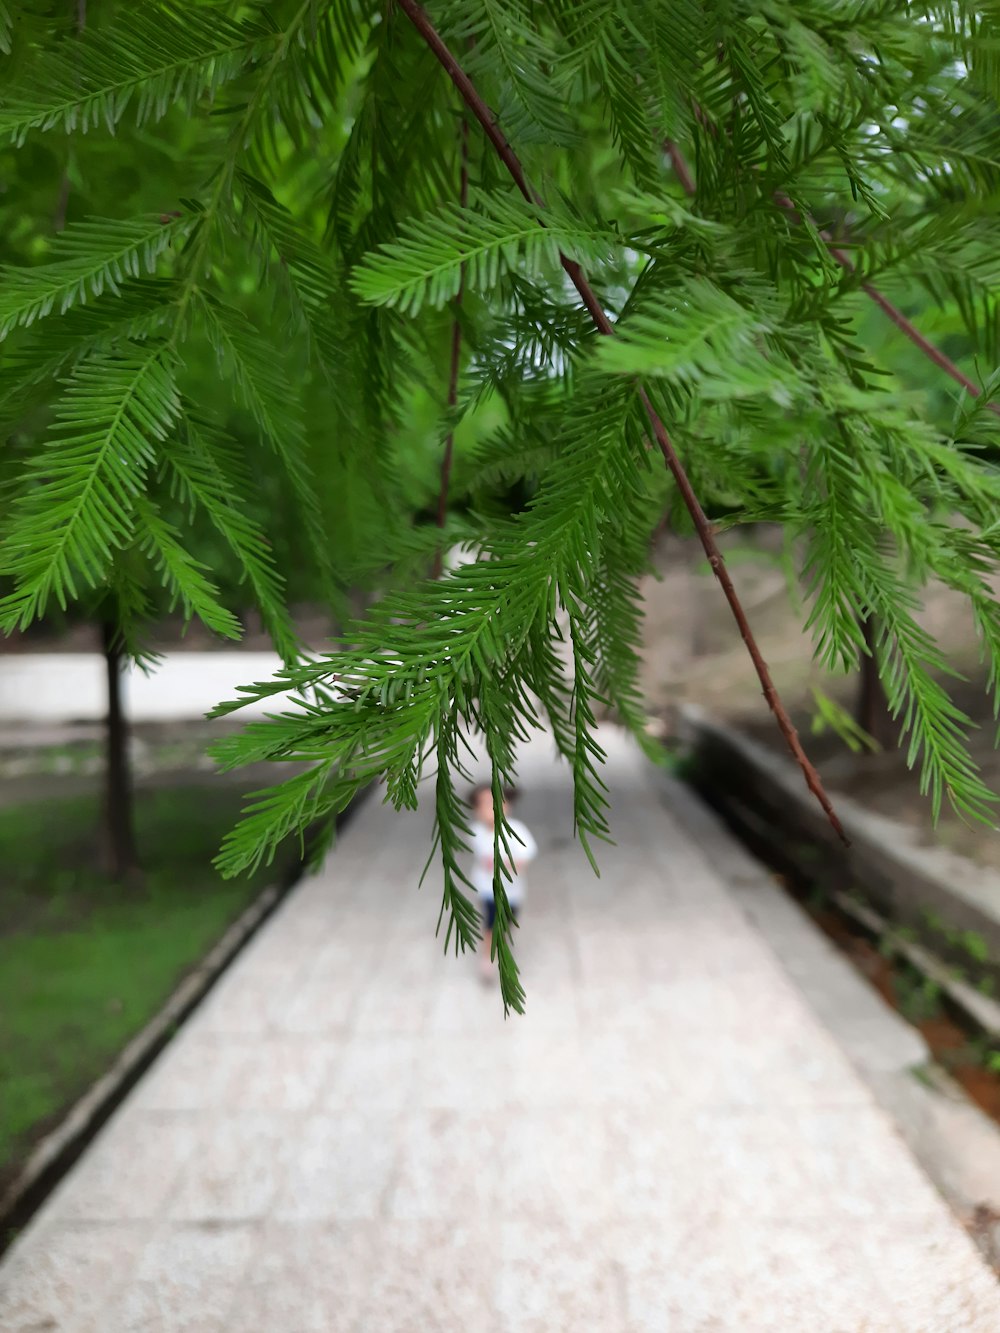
[398, 0, 846, 842]
[777, 193, 1000, 415]
[827, 239, 1000, 414]
[666, 140, 1000, 415]
[665, 140, 696, 197]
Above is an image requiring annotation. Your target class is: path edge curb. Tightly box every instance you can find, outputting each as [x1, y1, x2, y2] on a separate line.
[676, 703, 1000, 963]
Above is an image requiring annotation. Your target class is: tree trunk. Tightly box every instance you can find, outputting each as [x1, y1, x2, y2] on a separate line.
[855, 614, 895, 750]
[100, 619, 141, 885]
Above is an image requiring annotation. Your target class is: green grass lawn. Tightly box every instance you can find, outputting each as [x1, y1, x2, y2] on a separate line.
[0, 782, 284, 1185]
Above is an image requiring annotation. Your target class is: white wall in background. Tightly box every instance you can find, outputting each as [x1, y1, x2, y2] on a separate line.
[0, 653, 290, 723]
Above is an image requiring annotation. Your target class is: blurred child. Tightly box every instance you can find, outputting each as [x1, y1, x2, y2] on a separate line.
[469, 783, 538, 982]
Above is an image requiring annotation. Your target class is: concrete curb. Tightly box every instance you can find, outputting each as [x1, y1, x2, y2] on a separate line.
[0, 786, 371, 1250]
[677, 703, 1000, 965]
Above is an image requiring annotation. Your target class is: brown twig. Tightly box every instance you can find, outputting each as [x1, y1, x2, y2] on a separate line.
[432, 115, 470, 580]
[53, 175, 71, 233]
[398, 0, 846, 842]
[775, 192, 999, 411]
[834, 246, 998, 411]
[665, 141, 696, 197]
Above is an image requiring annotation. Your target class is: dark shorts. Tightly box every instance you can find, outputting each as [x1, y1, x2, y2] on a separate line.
[483, 901, 519, 932]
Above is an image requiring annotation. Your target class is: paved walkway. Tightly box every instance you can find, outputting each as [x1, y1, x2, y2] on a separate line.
[2, 730, 999, 1331]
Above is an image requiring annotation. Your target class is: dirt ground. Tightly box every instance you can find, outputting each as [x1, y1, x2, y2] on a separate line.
[638, 526, 1000, 873]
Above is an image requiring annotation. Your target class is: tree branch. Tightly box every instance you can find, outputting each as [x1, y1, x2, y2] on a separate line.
[398, 0, 846, 842]
[432, 114, 470, 580]
[665, 140, 696, 197]
[666, 139, 999, 414]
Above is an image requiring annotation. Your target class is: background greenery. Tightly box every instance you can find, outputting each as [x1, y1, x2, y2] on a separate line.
[0, 779, 287, 1184]
[2, 1, 1000, 1019]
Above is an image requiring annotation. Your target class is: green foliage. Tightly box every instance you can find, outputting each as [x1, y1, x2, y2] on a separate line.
[0, 6, 276, 141]
[5, 0, 1000, 1007]
[809, 687, 881, 756]
[0, 215, 190, 338]
[0, 782, 285, 1175]
[1, 345, 182, 629]
[350, 190, 618, 314]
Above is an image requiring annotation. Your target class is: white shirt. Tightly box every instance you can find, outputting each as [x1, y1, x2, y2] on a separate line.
[470, 818, 538, 905]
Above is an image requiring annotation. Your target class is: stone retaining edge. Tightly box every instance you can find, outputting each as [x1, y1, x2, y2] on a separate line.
[663, 711, 1000, 1263]
[677, 703, 1000, 966]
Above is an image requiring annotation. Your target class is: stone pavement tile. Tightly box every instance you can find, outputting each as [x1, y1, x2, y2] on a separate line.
[657, 1027, 866, 1110]
[128, 1037, 253, 1113]
[518, 881, 574, 914]
[638, 924, 785, 982]
[225, 1221, 377, 1333]
[98, 1222, 257, 1333]
[582, 1010, 866, 1110]
[220, 1038, 341, 1111]
[166, 1113, 289, 1222]
[636, 894, 750, 930]
[386, 1109, 502, 1220]
[384, 903, 451, 943]
[351, 977, 433, 1036]
[269, 902, 358, 942]
[365, 954, 455, 1004]
[603, 1105, 828, 1221]
[602, 1102, 946, 1227]
[603, 851, 728, 893]
[506, 980, 584, 1034]
[579, 967, 825, 1040]
[576, 974, 768, 1038]
[271, 1110, 401, 1221]
[0, 1221, 146, 1333]
[409, 1034, 519, 1112]
[862, 1217, 1000, 1331]
[293, 929, 384, 978]
[499, 1112, 611, 1224]
[616, 1215, 897, 1333]
[322, 1035, 419, 1114]
[191, 971, 295, 1038]
[790, 1106, 954, 1222]
[562, 874, 623, 913]
[494, 1219, 626, 1333]
[584, 996, 865, 1091]
[267, 978, 361, 1036]
[505, 1030, 590, 1107]
[260, 942, 375, 1036]
[305, 934, 384, 986]
[44, 1113, 199, 1223]
[515, 949, 577, 993]
[230, 920, 331, 975]
[584, 1031, 692, 1107]
[521, 976, 586, 1027]
[6, 732, 1000, 1331]
[572, 929, 645, 984]
[354, 1219, 501, 1333]
[425, 971, 513, 1036]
